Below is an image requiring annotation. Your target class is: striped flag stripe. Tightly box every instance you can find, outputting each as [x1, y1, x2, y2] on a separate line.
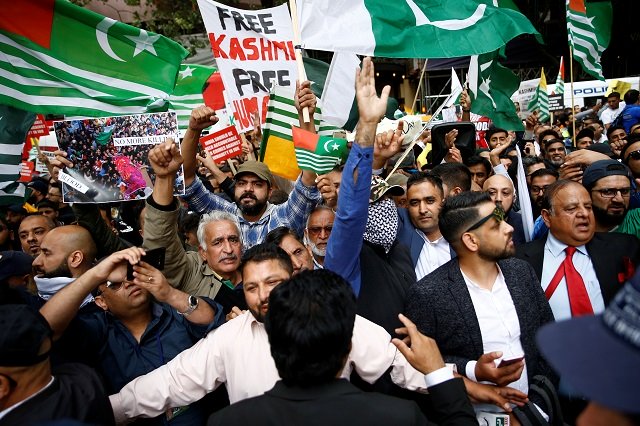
[0, 33, 169, 98]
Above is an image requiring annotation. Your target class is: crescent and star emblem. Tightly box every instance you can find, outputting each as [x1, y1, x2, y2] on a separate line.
[405, 1, 486, 30]
[96, 18, 161, 61]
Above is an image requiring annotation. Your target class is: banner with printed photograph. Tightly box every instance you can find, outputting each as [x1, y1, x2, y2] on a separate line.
[53, 112, 182, 203]
[197, 0, 298, 133]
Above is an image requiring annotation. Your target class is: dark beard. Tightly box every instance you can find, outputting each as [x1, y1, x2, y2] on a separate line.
[592, 204, 626, 228]
[237, 194, 266, 216]
[39, 261, 72, 279]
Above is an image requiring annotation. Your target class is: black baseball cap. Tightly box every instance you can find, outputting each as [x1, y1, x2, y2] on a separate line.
[0, 305, 52, 367]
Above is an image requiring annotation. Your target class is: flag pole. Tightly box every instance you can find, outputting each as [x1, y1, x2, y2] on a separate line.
[569, 47, 576, 147]
[411, 60, 428, 114]
[289, 0, 310, 123]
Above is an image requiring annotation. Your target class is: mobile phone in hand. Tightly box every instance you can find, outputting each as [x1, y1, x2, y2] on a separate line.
[497, 356, 524, 368]
[127, 247, 166, 280]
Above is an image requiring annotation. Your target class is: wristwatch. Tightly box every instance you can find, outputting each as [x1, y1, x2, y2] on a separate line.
[178, 295, 199, 316]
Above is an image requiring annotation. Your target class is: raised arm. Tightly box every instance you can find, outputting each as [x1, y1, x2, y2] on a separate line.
[295, 80, 319, 187]
[182, 106, 218, 186]
[40, 247, 146, 339]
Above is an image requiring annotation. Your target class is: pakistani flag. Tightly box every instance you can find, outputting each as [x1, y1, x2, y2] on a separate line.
[554, 57, 565, 95]
[292, 126, 347, 174]
[468, 49, 523, 131]
[299, 0, 540, 58]
[0, 0, 188, 117]
[528, 68, 549, 123]
[566, 0, 612, 81]
[168, 64, 217, 133]
[0, 105, 34, 205]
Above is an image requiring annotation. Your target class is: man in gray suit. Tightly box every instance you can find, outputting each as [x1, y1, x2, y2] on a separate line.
[405, 191, 557, 421]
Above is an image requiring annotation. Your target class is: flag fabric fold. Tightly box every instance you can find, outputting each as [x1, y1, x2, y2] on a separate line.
[554, 57, 565, 95]
[299, 0, 540, 58]
[528, 68, 549, 123]
[0, 104, 34, 205]
[468, 49, 523, 131]
[566, 0, 612, 81]
[0, 0, 188, 117]
[292, 126, 347, 174]
[168, 64, 217, 133]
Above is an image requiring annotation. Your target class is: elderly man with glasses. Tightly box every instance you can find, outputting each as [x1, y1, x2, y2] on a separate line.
[405, 191, 558, 424]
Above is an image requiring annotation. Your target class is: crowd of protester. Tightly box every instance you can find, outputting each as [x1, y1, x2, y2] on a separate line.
[52, 113, 180, 202]
[2, 59, 640, 426]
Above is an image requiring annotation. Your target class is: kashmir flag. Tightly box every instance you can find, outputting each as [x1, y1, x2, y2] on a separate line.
[468, 49, 523, 131]
[168, 64, 217, 133]
[95, 124, 115, 146]
[0, 0, 188, 117]
[554, 57, 565, 95]
[566, 0, 612, 81]
[292, 126, 347, 174]
[0, 105, 35, 205]
[528, 68, 549, 123]
[260, 87, 339, 180]
[299, 0, 540, 58]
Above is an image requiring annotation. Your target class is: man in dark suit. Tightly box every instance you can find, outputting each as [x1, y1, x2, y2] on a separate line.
[406, 192, 557, 422]
[208, 268, 477, 426]
[515, 179, 640, 422]
[397, 172, 454, 281]
[515, 179, 640, 321]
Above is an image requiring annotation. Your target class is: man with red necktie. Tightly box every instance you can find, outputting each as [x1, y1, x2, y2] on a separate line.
[516, 179, 640, 422]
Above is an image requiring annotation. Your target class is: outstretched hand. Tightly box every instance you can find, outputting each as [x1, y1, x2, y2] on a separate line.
[391, 314, 445, 375]
[356, 57, 390, 124]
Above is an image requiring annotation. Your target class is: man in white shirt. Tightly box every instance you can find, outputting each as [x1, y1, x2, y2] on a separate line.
[397, 172, 452, 280]
[601, 92, 625, 129]
[406, 191, 557, 423]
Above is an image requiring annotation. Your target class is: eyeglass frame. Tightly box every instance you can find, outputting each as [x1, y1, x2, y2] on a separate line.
[306, 225, 333, 236]
[465, 204, 506, 233]
[95, 280, 125, 296]
[624, 149, 640, 162]
[590, 187, 632, 199]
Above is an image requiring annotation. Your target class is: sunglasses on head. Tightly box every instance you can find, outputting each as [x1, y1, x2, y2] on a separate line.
[465, 204, 506, 233]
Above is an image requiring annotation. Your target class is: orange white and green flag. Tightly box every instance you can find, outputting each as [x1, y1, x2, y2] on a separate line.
[292, 126, 347, 175]
[566, 0, 611, 81]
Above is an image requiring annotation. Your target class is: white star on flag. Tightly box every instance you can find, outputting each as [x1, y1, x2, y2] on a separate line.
[179, 66, 194, 79]
[331, 142, 340, 151]
[126, 29, 161, 57]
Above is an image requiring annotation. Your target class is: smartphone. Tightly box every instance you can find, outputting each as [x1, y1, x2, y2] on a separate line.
[127, 247, 166, 280]
[497, 356, 524, 368]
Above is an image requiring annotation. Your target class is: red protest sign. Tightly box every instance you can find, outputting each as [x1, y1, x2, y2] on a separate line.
[18, 161, 34, 182]
[199, 125, 243, 162]
[26, 114, 49, 138]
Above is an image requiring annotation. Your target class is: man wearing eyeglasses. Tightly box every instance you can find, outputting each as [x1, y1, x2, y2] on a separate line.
[303, 206, 335, 268]
[405, 191, 557, 423]
[582, 160, 632, 233]
[39, 247, 223, 425]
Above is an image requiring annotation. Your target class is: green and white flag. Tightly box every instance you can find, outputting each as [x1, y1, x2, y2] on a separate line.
[0, 105, 34, 205]
[528, 68, 549, 123]
[566, 0, 612, 81]
[168, 64, 217, 133]
[298, 0, 540, 58]
[0, 0, 188, 117]
[555, 57, 565, 95]
[468, 49, 523, 131]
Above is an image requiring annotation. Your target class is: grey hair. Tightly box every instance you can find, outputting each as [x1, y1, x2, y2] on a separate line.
[197, 211, 243, 250]
[305, 204, 335, 229]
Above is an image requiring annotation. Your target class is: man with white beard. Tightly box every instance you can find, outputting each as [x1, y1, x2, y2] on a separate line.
[303, 205, 335, 268]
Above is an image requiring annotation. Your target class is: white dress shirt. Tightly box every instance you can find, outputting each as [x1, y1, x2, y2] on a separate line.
[110, 312, 434, 424]
[461, 269, 528, 394]
[540, 234, 604, 321]
[414, 231, 452, 280]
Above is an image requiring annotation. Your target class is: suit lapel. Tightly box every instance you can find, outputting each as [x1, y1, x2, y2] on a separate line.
[499, 261, 532, 343]
[519, 238, 546, 280]
[586, 234, 618, 304]
[446, 260, 483, 355]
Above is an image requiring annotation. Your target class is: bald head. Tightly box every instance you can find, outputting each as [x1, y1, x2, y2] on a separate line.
[483, 175, 515, 212]
[42, 226, 97, 272]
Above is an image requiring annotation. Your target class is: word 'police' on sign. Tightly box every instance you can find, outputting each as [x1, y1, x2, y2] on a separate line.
[200, 125, 243, 162]
[197, 0, 298, 133]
